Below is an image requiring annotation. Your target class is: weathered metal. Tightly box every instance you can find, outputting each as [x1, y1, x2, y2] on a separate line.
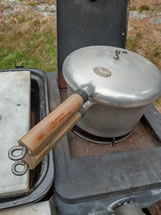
[57, 0, 128, 73]
[63, 46, 161, 138]
[51, 72, 161, 215]
[60, 87, 159, 158]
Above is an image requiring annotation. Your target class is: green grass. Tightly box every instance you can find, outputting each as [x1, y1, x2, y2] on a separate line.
[28, 2, 36, 7]
[130, 7, 137, 11]
[0, 32, 57, 72]
[127, 32, 161, 66]
[127, 32, 142, 52]
[144, 45, 161, 66]
[139, 5, 150, 13]
[129, 5, 150, 13]
[0, 12, 57, 73]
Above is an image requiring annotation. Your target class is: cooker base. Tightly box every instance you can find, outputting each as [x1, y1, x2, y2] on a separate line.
[72, 125, 131, 145]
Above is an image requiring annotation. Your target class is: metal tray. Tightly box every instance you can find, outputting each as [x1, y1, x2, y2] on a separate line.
[0, 69, 54, 209]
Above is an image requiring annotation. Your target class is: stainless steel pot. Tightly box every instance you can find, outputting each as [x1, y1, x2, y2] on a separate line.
[8, 46, 161, 174]
[63, 46, 161, 138]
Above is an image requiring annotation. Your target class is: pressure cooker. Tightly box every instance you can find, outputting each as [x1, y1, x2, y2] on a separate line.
[8, 46, 161, 174]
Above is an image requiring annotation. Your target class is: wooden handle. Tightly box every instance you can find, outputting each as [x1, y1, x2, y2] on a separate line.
[23, 111, 81, 169]
[18, 93, 84, 155]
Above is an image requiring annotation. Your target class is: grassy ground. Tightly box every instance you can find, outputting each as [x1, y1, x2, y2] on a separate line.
[0, 9, 57, 72]
[127, 1, 161, 111]
[0, 1, 161, 110]
[0, 1, 160, 73]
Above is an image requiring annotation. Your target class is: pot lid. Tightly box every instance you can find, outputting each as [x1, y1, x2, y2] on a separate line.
[63, 46, 161, 107]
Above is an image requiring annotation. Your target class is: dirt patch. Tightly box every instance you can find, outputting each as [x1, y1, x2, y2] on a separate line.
[130, 0, 161, 11]
[128, 1, 161, 67]
[128, 0, 161, 112]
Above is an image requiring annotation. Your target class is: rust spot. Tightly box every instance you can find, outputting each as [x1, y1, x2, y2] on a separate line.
[49, 111, 72, 130]
[36, 111, 73, 142]
[49, 113, 64, 129]
[37, 133, 45, 141]
[49, 113, 66, 129]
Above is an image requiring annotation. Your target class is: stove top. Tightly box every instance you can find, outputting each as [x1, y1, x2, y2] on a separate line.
[59, 87, 160, 158]
[48, 73, 161, 215]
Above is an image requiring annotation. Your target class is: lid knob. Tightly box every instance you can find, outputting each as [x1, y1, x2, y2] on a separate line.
[114, 50, 121, 60]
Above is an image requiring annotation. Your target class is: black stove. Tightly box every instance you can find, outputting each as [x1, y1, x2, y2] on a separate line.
[48, 73, 161, 215]
[52, 1, 161, 214]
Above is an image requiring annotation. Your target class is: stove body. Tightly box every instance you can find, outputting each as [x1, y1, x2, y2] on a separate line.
[48, 73, 161, 215]
[52, 0, 161, 214]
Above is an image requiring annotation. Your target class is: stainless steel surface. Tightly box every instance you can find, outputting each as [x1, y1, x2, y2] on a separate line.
[63, 46, 161, 108]
[63, 46, 161, 138]
[78, 103, 147, 138]
[67, 85, 147, 138]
